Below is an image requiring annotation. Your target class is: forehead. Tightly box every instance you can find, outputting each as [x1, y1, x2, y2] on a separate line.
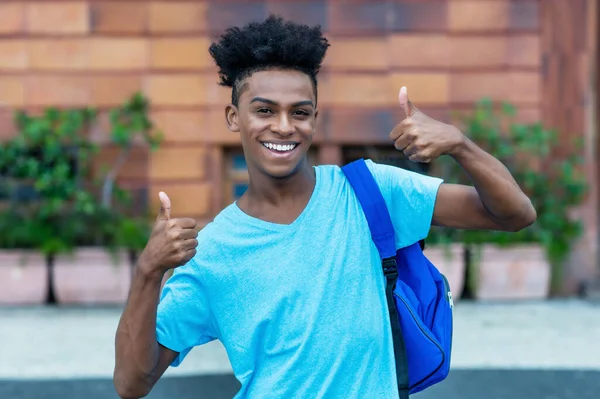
[241, 69, 315, 104]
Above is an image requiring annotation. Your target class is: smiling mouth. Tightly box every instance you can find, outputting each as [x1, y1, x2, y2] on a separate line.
[261, 142, 299, 153]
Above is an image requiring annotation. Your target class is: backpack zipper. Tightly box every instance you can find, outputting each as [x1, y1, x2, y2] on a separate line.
[393, 292, 445, 390]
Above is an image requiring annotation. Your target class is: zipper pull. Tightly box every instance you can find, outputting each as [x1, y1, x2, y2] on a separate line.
[448, 291, 454, 309]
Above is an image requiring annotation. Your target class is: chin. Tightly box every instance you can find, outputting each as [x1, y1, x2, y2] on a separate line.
[261, 161, 305, 181]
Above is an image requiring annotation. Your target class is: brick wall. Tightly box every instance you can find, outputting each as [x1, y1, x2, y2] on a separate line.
[0, 0, 588, 226]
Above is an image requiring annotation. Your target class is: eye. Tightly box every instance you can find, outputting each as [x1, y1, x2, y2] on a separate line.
[294, 109, 311, 116]
[257, 108, 273, 114]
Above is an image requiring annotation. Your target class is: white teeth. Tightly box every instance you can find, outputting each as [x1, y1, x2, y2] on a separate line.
[263, 143, 297, 152]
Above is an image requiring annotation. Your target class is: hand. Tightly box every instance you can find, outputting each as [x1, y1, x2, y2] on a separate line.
[138, 192, 198, 276]
[389, 86, 465, 163]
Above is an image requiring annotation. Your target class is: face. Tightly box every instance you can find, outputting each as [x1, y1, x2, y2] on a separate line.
[225, 69, 317, 180]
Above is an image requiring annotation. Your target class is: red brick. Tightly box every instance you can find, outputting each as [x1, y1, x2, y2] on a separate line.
[152, 110, 207, 143]
[150, 147, 207, 180]
[317, 144, 343, 166]
[89, 39, 148, 71]
[145, 74, 209, 106]
[319, 74, 394, 107]
[450, 72, 540, 104]
[26, 76, 90, 107]
[510, 0, 539, 30]
[266, 1, 327, 28]
[0, 109, 17, 140]
[390, 74, 450, 105]
[149, 2, 208, 33]
[90, 2, 148, 34]
[393, 1, 448, 31]
[150, 38, 212, 70]
[0, 40, 28, 70]
[508, 35, 541, 67]
[448, 37, 508, 68]
[89, 75, 143, 107]
[515, 107, 542, 124]
[327, 108, 397, 144]
[29, 39, 89, 71]
[148, 182, 211, 217]
[587, 0, 597, 52]
[448, 0, 509, 32]
[92, 145, 149, 181]
[0, 76, 25, 107]
[328, 2, 389, 34]
[27, 2, 89, 34]
[450, 105, 542, 128]
[509, 72, 540, 104]
[324, 38, 389, 70]
[207, 82, 233, 106]
[205, 108, 242, 144]
[206, 2, 267, 32]
[0, 3, 25, 35]
[389, 35, 448, 68]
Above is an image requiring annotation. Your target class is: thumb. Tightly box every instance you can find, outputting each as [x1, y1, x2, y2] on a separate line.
[398, 86, 417, 117]
[157, 191, 171, 221]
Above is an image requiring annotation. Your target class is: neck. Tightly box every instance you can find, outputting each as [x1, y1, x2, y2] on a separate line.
[245, 161, 315, 207]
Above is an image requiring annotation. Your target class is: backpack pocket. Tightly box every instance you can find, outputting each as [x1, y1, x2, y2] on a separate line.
[393, 279, 449, 394]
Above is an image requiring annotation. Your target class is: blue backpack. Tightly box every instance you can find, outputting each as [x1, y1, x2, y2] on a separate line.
[342, 159, 454, 398]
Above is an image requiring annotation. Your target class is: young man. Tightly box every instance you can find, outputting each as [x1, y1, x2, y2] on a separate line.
[113, 16, 536, 399]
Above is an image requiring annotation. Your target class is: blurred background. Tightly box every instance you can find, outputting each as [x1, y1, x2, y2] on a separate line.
[0, 0, 599, 398]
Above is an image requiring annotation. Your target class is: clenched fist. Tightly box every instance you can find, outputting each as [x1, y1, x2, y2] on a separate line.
[138, 191, 198, 276]
[390, 86, 465, 163]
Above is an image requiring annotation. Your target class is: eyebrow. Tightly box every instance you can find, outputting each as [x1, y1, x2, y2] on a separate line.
[250, 97, 314, 108]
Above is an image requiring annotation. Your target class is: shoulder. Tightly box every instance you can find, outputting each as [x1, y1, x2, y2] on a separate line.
[362, 159, 443, 194]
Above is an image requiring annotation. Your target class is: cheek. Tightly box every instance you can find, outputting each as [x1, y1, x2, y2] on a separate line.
[300, 118, 316, 136]
[240, 116, 268, 138]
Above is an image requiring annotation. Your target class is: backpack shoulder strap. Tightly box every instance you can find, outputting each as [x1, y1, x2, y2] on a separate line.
[341, 158, 410, 399]
[341, 158, 396, 260]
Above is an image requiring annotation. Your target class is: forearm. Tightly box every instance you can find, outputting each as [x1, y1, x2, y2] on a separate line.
[114, 261, 164, 398]
[450, 134, 536, 226]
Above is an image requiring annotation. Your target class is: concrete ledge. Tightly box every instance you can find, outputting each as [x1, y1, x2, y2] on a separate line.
[0, 300, 598, 380]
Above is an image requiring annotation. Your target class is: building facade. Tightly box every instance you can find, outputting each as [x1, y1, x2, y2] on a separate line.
[0, 0, 597, 294]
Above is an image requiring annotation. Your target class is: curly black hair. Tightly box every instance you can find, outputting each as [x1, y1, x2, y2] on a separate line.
[208, 15, 330, 106]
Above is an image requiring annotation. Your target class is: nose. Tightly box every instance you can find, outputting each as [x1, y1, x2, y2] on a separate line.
[271, 114, 294, 136]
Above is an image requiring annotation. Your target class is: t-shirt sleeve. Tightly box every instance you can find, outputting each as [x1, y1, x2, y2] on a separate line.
[156, 257, 218, 367]
[364, 159, 444, 249]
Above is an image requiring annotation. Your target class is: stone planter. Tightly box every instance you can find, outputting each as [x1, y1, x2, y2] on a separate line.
[0, 250, 48, 305]
[52, 247, 132, 305]
[471, 244, 551, 301]
[424, 243, 466, 300]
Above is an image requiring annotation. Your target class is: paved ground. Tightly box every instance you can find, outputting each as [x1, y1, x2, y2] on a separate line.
[0, 299, 599, 398]
[2, 370, 600, 399]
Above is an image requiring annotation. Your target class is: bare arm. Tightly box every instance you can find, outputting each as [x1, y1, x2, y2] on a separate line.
[391, 86, 536, 232]
[432, 136, 537, 232]
[113, 191, 198, 399]
[113, 263, 177, 399]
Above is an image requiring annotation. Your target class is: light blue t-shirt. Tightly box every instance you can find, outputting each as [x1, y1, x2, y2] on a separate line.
[156, 159, 443, 399]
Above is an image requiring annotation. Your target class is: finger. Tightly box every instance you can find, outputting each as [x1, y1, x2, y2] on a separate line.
[398, 86, 418, 118]
[408, 153, 431, 163]
[394, 132, 412, 151]
[403, 142, 419, 158]
[157, 191, 171, 221]
[173, 217, 197, 230]
[389, 121, 407, 141]
[181, 248, 197, 264]
[183, 238, 199, 250]
[178, 228, 199, 240]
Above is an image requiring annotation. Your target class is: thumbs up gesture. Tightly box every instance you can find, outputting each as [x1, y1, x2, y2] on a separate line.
[390, 86, 464, 163]
[138, 191, 199, 276]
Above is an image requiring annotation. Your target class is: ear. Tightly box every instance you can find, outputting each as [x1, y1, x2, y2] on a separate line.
[225, 104, 240, 133]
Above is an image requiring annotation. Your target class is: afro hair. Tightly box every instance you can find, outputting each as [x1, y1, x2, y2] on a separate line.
[208, 15, 330, 106]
